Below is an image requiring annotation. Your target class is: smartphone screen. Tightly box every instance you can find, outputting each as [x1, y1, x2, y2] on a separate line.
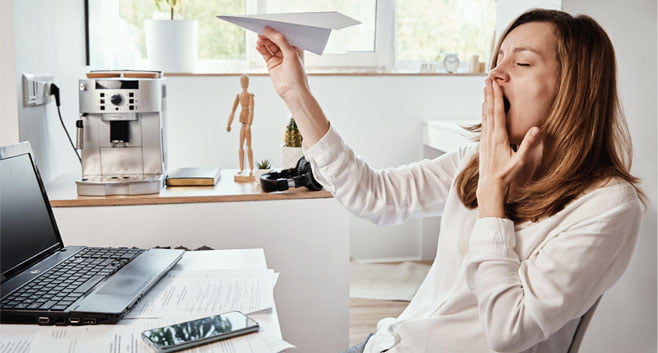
[142, 311, 259, 352]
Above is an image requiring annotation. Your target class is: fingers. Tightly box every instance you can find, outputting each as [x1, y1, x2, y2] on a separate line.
[255, 42, 273, 62]
[483, 79, 494, 137]
[262, 26, 296, 58]
[515, 127, 540, 163]
[482, 79, 509, 145]
[492, 81, 506, 131]
[256, 35, 274, 62]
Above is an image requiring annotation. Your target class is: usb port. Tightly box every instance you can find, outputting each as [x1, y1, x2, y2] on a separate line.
[83, 318, 97, 324]
[38, 316, 50, 324]
[69, 317, 81, 324]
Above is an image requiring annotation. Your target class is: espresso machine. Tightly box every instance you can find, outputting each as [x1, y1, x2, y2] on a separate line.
[76, 70, 167, 196]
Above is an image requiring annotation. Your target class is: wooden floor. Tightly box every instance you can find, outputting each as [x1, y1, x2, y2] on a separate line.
[348, 260, 432, 347]
[349, 298, 409, 346]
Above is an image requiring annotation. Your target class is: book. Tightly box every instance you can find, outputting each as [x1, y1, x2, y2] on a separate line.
[166, 167, 221, 186]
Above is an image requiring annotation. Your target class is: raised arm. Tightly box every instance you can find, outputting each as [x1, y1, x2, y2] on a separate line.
[256, 27, 329, 147]
[302, 126, 476, 225]
[257, 27, 471, 225]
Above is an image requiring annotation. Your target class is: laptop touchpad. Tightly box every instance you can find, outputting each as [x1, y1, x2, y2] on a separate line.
[98, 275, 147, 296]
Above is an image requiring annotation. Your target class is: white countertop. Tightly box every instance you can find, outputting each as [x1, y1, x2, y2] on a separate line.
[422, 119, 479, 152]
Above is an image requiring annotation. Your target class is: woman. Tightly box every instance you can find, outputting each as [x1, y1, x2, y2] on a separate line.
[257, 9, 644, 353]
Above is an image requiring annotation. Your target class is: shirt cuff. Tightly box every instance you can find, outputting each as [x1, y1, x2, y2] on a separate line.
[468, 217, 517, 259]
[302, 124, 343, 168]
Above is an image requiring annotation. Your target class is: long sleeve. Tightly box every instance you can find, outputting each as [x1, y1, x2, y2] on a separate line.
[464, 182, 643, 353]
[302, 125, 476, 226]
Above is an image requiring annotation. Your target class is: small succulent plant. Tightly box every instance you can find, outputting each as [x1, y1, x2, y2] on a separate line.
[256, 159, 272, 169]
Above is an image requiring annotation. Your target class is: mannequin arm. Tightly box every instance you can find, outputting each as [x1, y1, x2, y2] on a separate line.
[227, 94, 239, 130]
[248, 94, 255, 125]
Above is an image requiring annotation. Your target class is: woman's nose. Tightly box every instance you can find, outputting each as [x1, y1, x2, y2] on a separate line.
[488, 64, 510, 84]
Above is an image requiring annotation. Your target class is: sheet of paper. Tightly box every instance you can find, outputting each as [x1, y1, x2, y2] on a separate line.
[217, 11, 360, 55]
[30, 321, 289, 353]
[0, 329, 34, 353]
[176, 249, 267, 271]
[125, 270, 277, 319]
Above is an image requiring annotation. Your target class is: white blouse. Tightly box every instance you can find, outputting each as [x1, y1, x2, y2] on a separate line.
[302, 126, 642, 353]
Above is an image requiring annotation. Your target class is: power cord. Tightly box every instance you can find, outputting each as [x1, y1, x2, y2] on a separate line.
[48, 83, 81, 164]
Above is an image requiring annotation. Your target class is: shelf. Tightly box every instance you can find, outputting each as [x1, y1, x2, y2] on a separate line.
[46, 169, 332, 207]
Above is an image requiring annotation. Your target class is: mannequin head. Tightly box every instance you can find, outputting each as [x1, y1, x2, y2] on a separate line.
[240, 74, 249, 90]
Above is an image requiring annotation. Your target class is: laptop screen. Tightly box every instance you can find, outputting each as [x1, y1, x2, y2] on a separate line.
[0, 147, 63, 280]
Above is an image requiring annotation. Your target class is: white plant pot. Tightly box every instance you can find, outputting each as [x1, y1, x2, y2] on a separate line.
[255, 169, 272, 185]
[144, 19, 198, 73]
[281, 146, 304, 169]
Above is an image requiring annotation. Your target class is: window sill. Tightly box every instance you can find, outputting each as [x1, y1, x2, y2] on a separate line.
[164, 71, 487, 77]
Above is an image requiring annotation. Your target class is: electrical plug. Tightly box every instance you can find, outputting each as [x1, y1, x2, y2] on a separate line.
[47, 82, 61, 107]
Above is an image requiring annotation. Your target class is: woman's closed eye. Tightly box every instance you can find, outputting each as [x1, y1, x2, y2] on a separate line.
[516, 62, 531, 67]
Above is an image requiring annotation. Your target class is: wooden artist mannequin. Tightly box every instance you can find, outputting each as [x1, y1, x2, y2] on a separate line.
[227, 74, 255, 182]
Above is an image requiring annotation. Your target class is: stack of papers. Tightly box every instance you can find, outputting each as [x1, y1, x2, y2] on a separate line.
[0, 250, 294, 353]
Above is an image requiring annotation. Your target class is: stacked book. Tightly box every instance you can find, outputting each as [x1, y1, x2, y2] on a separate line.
[166, 167, 221, 186]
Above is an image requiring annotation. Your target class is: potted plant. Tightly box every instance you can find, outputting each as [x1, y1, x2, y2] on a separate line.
[281, 117, 304, 168]
[144, 0, 198, 73]
[255, 159, 272, 183]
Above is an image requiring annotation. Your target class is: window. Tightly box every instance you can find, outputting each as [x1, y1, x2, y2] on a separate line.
[262, 0, 384, 68]
[88, 0, 557, 73]
[119, 0, 245, 61]
[397, 0, 496, 72]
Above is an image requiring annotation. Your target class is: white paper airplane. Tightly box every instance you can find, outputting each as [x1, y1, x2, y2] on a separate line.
[217, 11, 361, 55]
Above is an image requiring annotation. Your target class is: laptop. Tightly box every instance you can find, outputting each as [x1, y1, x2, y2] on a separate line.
[0, 142, 184, 325]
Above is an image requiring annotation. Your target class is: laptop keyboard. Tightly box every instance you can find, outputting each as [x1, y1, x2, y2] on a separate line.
[1, 247, 144, 311]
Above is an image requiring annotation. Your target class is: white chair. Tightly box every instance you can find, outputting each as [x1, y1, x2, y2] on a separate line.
[566, 297, 602, 353]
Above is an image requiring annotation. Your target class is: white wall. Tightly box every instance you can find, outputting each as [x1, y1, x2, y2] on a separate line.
[560, 1, 657, 352]
[166, 74, 484, 261]
[0, 0, 19, 145]
[12, 0, 87, 182]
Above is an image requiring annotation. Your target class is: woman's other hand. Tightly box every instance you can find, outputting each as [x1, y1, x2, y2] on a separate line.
[256, 27, 310, 102]
[477, 79, 542, 218]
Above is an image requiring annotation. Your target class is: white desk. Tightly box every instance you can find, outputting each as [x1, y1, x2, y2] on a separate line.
[0, 249, 284, 352]
[45, 171, 350, 353]
[422, 119, 478, 152]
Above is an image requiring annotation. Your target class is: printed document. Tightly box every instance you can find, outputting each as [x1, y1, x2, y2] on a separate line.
[126, 269, 278, 319]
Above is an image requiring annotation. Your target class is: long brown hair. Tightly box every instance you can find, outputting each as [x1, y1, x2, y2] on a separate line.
[455, 9, 644, 223]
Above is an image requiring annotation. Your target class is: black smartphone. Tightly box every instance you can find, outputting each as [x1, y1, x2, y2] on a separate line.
[141, 311, 260, 353]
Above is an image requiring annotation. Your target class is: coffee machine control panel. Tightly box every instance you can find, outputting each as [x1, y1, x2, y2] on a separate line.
[79, 79, 164, 114]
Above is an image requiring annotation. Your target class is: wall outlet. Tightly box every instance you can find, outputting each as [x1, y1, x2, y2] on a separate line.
[22, 74, 54, 107]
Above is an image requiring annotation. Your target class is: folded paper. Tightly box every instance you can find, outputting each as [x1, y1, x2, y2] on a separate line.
[217, 11, 361, 55]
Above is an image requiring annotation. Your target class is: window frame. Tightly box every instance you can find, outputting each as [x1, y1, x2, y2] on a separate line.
[88, 0, 560, 73]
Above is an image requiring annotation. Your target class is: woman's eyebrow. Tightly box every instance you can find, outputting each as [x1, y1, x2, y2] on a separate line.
[498, 46, 542, 56]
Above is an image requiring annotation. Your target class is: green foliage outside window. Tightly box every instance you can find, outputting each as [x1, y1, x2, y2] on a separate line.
[119, 0, 246, 60]
[118, 0, 495, 65]
[397, 0, 496, 64]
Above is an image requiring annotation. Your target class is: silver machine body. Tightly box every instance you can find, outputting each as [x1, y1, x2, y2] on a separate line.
[76, 73, 167, 195]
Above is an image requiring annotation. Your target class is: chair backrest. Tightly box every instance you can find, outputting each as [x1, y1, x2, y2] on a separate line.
[566, 297, 602, 353]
